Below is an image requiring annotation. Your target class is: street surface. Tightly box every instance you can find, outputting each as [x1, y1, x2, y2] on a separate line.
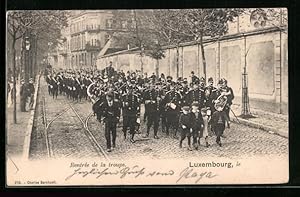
[30, 78, 288, 160]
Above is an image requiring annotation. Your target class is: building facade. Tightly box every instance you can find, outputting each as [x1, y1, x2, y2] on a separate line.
[97, 9, 288, 114]
[52, 10, 118, 69]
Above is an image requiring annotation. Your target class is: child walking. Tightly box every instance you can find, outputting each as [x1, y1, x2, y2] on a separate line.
[179, 106, 193, 151]
[210, 106, 229, 147]
[199, 107, 211, 147]
[190, 102, 204, 150]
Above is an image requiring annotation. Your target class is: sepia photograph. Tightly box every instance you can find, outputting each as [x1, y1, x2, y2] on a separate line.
[6, 8, 288, 186]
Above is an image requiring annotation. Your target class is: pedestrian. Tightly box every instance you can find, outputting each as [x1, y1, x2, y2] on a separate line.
[210, 105, 229, 147]
[179, 105, 193, 151]
[20, 79, 28, 112]
[28, 78, 35, 110]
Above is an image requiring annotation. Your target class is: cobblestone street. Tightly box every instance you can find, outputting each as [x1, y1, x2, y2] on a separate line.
[29, 78, 288, 161]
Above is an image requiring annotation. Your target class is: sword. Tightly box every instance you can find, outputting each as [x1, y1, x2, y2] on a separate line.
[230, 108, 240, 124]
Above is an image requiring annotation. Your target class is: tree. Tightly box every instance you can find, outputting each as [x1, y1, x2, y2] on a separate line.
[143, 9, 194, 77]
[164, 9, 243, 80]
[7, 10, 68, 123]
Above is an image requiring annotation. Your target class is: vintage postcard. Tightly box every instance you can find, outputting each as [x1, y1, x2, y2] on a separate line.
[6, 8, 288, 186]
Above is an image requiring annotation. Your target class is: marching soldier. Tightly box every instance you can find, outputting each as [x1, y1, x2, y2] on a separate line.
[143, 82, 162, 139]
[185, 78, 206, 108]
[204, 77, 216, 111]
[93, 92, 121, 152]
[122, 86, 141, 143]
[190, 71, 199, 87]
[221, 78, 234, 128]
[163, 81, 182, 138]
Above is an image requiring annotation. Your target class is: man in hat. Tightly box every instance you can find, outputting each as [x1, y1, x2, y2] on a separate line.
[163, 81, 182, 138]
[205, 77, 216, 110]
[190, 71, 199, 86]
[28, 78, 35, 110]
[20, 79, 28, 112]
[94, 91, 121, 152]
[143, 82, 162, 139]
[103, 61, 115, 78]
[210, 102, 229, 147]
[122, 86, 141, 143]
[186, 79, 206, 108]
[220, 78, 234, 128]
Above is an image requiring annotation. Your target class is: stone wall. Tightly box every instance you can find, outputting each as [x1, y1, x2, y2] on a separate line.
[97, 28, 288, 114]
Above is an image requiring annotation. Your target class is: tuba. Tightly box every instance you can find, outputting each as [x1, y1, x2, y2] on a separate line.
[214, 94, 228, 111]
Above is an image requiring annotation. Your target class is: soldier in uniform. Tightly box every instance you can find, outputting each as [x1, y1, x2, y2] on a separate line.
[186, 78, 206, 108]
[93, 92, 121, 152]
[163, 81, 182, 138]
[122, 86, 141, 143]
[190, 71, 199, 87]
[143, 82, 162, 139]
[204, 77, 216, 112]
[221, 78, 234, 128]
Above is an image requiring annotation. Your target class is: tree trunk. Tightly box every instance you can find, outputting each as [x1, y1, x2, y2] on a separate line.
[155, 58, 159, 77]
[200, 34, 207, 81]
[140, 53, 144, 73]
[176, 45, 179, 79]
[12, 35, 17, 124]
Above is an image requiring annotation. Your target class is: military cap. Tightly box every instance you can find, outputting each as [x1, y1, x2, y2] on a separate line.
[200, 77, 205, 82]
[208, 77, 214, 82]
[221, 78, 227, 84]
[191, 102, 200, 107]
[166, 76, 173, 80]
[106, 91, 114, 98]
[218, 79, 224, 85]
[182, 106, 190, 111]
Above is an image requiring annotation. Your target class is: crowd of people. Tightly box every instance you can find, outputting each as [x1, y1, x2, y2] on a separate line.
[7, 77, 35, 112]
[44, 61, 234, 152]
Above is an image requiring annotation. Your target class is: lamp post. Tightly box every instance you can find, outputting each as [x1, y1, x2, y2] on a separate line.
[24, 36, 31, 83]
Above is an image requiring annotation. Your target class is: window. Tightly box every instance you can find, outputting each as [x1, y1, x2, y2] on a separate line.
[121, 20, 127, 29]
[106, 19, 112, 28]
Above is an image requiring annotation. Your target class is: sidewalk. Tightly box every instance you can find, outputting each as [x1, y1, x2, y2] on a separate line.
[6, 76, 40, 161]
[231, 104, 288, 138]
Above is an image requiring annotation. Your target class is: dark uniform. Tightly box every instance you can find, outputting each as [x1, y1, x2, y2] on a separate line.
[122, 90, 140, 143]
[143, 87, 163, 138]
[186, 87, 206, 108]
[163, 86, 182, 137]
[211, 110, 228, 147]
[20, 82, 28, 112]
[93, 93, 121, 151]
[205, 84, 217, 110]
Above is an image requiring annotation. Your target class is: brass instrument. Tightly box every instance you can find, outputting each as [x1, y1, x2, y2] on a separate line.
[214, 93, 228, 111]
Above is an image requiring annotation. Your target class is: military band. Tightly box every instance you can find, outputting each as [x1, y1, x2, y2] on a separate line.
[44, 62, 234, 152]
